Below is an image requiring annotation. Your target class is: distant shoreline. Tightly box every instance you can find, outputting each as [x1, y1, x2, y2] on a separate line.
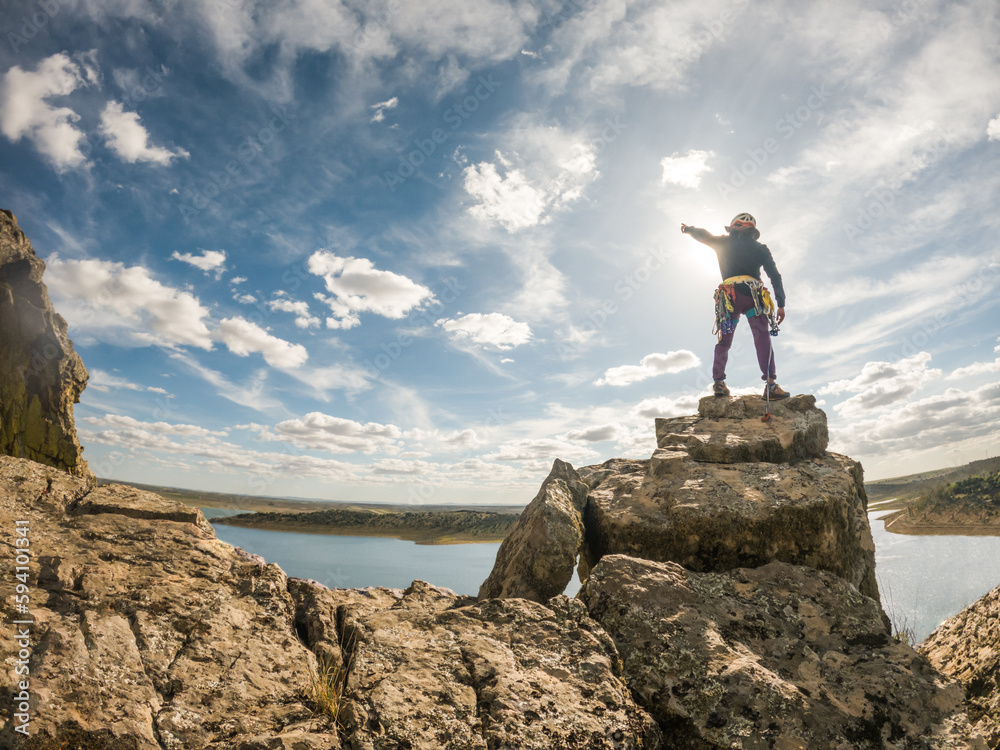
[211, 507, 520, 545]
[878, 509, 1000, 538]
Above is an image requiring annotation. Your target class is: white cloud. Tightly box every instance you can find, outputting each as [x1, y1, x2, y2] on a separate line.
[45, 255, 214, 350]
[88, 369, 170, 395]
[630, 394, 702, 420]
[0, 52, 90, 170]
[215, 317, 309, 369]
[463, 158, 548, 232]
[99, 100, 189, 165]
[267, 297, 321, 329]
[595, 350, 701, 386]
[463, 124, 599, 232]
[84, 414, 227, 438]
[266, 412, 402, 454]
[989, 115, 1000, 141]
[564, 424, 622, 442]
[436, 312, 532, 350]
[534, 0, 734, 97]
[830, 380, 1000, 459]
[822, 352, 941, 417]
[171, 249, 227, 278]
[230, 276, 247, 284]
[370, 96, 398, 123]
[308, 250, 434, 328]
[235, 293, 257, 304]
[660, 149, 714, 189]
[947, 358, 1000, 381]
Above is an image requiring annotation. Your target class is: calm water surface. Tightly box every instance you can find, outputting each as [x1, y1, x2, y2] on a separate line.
[203, 507, 1000, 641]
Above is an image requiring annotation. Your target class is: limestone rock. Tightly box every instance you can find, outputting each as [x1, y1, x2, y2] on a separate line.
[584, 450, 882, 602]
[920, 584, 1000, 748]
[655, 393, 828, 464]
[581, 554, 988, 750]
[478, 458, 588, 602]
[0, 209, 91, 479]
[340, 581, 663, 749]
[0, 455, 339, 749]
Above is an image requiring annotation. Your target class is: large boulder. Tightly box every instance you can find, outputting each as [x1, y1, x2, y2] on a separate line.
[584, 449, 882, 602]
[581, 554, 988, 750]
[335, 581, 662, 749]
[0, 209, 91, 479]
[655, 394, 828, 464]
[478, 459, 588, 602]
[920, 583, 1000, 748]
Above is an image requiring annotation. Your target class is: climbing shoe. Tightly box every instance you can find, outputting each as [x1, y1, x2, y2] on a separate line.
[713, 380, 730, 397]
[764, 382, 790, 400]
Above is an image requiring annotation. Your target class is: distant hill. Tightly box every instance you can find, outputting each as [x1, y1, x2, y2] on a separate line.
[213, 507, 520, 544]
[865, 456, 1000, 503]
[869, 459, 1000, 536]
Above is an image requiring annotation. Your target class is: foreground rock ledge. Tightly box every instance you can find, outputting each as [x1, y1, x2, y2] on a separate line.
[0, 456, 660, 749]
[920, 583, 1000, 749]
[580, 554, 987, 750]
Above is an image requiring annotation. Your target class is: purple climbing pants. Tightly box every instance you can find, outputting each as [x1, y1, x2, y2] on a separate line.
[712, 290, 776, 382]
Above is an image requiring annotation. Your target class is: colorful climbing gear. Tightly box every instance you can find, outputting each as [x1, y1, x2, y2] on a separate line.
[713, 277, 780, 340]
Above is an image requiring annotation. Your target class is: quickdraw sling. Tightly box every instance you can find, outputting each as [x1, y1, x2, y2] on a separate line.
[712, 275, 779, 341]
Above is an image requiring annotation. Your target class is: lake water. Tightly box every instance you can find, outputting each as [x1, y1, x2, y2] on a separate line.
[204, 507, 1000, 643]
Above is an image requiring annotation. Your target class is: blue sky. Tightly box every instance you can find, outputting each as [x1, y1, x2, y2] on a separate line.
[2, 0, 1000, 504]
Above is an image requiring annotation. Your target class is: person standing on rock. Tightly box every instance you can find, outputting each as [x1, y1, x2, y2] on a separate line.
[680, 213, 789, 400]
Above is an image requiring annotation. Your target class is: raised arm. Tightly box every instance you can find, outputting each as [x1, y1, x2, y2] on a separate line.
[680, 224, 725, 249]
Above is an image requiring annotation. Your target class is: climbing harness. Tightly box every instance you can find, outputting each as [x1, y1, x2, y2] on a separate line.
[712, 276, 780, 341]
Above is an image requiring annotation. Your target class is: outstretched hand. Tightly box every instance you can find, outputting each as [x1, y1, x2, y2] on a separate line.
[680, 223, 690, 234]
[776, 307, 786, 324]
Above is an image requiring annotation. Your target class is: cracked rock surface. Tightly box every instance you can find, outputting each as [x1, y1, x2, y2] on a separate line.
[921, 583, 1000, 749]
[0, 455, 661, 749]
[0, 455, 336, 749]
[581, 554, 987, 750]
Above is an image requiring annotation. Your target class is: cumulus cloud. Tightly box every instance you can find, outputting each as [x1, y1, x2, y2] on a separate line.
[99, 101, 189, 165]
[660, 149, 714, 189]
[267, 412, 402, 453]
[436, 312, 532, 350]
[267, 297, 321, 329]
[947, 357, 1000, 380]
[463, 159, 549, 231]
[171, 249, 227, 277]
[463, 124, 599, 232]
[308, 250, 434, 329]
[0, 52, 91, 170]
[564, 424, 622, 442]
[45, 255, 214, 349]
[595, 350, 701, 386]
[988, 115, 1000, 141]
[630, 394, 702, 419]
[821, 352, 941, 417]
[215, 317, 309, 369]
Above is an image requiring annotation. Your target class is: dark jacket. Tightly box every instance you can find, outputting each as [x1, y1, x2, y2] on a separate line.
[685, 227, 786, 307]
